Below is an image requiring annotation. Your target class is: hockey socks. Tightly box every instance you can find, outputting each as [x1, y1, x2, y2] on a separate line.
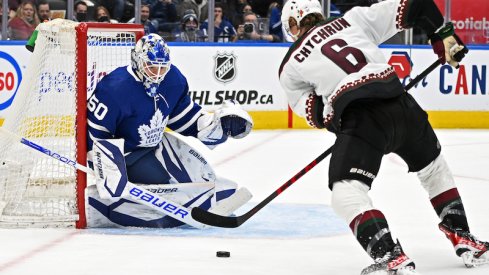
[433, 189, 489, 267]
[430, 188, 469, 231]
[351, 210, 417, 275]
[350, 209, 396, 259]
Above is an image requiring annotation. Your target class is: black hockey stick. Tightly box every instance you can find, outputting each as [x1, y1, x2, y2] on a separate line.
[191, 58, 442, 228]
[404, 58, 442, 91]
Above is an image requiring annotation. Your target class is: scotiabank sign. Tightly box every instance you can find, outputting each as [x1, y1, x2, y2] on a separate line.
[435, 0, 489, 44]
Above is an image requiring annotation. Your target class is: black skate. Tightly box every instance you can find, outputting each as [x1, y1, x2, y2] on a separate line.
[439, 222, 489, 268]
[360, 242, 418, 275]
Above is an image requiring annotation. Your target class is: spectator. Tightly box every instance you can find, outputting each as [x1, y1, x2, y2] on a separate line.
[334, 0, 379, 14]
[98, 0, 125, 22]
[127, 3, 157, 35]
[173, 9, 207, 42]
[333, 0, 403, 44]
[73, 0, 88, 22]
[242, 3, 252, 13]
[37, 0, 50, 22]
[200, 3, 235, 42]
[148, 0, 178, 33]
[234, 11, 280, 42]
[178, 0, 208, 24]
[95, 5, 117, 23]
[248, 0, 281, 18]
[8, 0, 21, 18]
[267, 2, 282, 41]
[329, 2, 342, 16]
[231, 3, 253, 26]
[8, 0, 39, 40]
[217, 0, 248, 27]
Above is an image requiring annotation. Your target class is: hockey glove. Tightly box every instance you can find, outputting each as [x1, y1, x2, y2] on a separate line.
[221, 115, 249, 138]
[216, 100, 253, 139]
[305, 93, 326, 129]
[197, 100, 253, 149]
[429, 22, 469, 68]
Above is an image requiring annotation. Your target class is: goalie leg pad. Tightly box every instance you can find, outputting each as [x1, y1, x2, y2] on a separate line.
[92, 139, 129, 199]
[126, 148, 171, 185]
[158, 132, 217, 183]
[86, 182, 216, 228]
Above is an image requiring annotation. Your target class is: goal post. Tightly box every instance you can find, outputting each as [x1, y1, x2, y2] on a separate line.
[0, 19, 144, 228]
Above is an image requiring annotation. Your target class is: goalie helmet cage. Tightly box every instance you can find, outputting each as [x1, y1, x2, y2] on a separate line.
[0, 19, 144, 228]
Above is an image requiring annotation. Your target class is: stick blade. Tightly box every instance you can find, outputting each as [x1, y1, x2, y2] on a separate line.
[191, 207, 242, 228]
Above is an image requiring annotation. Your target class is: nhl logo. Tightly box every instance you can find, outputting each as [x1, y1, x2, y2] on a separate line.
[214, 52, 236, 83]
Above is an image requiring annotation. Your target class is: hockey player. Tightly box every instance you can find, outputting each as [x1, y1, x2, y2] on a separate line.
[279, 0, 488, 274]
[86, 33, 253, 228]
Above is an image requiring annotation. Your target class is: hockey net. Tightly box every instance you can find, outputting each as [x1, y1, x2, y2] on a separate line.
[0, 19, 144, 228]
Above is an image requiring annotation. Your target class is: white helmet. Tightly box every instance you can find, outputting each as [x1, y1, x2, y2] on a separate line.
[281, 0, 323, 41]
[131, 34, 171, 96]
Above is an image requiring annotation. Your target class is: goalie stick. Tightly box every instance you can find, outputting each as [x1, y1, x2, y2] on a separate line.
[191, 58, 443, 228]
[0, 127, 209, 228]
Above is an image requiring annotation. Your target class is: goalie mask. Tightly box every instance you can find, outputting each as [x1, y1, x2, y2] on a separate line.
[131, 34, 171, 97]
[281, 0, 323, 41]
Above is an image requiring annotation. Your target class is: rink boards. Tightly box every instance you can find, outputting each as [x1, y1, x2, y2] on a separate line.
[0, 41, 488, 129]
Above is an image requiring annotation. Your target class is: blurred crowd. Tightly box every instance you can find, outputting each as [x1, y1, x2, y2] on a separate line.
[1, 0, 291, 42]
[0, 0, 429, 43]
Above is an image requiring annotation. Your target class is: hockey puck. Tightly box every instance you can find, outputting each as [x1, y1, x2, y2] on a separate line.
[216, 251, 230, 258]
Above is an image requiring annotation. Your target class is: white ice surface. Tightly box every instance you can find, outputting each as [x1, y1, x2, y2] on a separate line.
[0, 129, 488, 275]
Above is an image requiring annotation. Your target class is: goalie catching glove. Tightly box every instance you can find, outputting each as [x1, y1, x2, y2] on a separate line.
[197, 100, 253, 149]
[429, 22, 469, 68]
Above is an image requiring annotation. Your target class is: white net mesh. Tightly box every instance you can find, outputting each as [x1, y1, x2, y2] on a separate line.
[0, 19, 140, 228]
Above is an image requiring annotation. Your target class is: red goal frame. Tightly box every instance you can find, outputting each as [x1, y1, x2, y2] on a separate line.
[74, 23, 144, 228]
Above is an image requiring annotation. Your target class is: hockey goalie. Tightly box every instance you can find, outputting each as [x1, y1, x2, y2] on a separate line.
[86, 34, 253, 228]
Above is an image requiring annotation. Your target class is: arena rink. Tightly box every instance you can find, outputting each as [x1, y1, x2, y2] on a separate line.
[0, 129, 488, 275]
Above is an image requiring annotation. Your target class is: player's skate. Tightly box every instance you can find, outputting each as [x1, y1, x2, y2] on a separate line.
[439, 222, 489, 267]
[361, 242, 418, 275]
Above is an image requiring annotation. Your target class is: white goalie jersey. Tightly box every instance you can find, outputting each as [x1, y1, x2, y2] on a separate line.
[279, 0, 410, 130]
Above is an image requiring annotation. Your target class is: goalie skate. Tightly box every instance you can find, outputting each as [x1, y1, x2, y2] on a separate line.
[361, 242, 418, 275]
[439, 222, 489, 268]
